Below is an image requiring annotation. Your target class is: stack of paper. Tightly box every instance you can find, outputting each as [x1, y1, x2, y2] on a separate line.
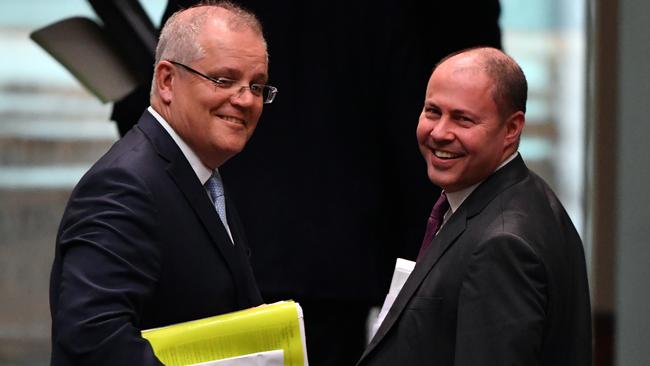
[142, 301, 308, 366]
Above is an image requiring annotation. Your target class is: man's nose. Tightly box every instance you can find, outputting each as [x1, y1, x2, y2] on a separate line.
[429, 116, 454, 141]
[230, 86, 257, 106]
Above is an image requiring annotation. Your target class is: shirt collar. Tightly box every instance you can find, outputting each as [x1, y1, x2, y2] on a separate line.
[148, 106, 213, 184]
[445, 151, 519, 215]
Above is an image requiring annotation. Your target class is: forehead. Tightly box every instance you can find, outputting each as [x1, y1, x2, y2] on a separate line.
[197, 17, 268, 71]
[433, 54, 488, 84]
[426, 58, 497, 113]
[430, 68, 489, 93]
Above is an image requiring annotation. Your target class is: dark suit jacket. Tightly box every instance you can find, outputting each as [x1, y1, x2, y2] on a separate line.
[357, 156, 592, 366]
[49, 111, 262, 365]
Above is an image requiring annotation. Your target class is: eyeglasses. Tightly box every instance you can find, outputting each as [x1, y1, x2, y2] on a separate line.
[167, 60, 278, 104]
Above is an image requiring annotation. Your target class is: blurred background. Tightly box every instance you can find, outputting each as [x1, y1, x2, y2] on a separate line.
[0, 0, 648, 365]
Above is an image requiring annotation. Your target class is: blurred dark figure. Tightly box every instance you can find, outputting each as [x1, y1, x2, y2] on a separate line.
[111, 1, 502, 365]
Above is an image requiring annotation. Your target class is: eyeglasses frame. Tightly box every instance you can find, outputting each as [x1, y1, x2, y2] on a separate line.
[166, 60, 278, 104]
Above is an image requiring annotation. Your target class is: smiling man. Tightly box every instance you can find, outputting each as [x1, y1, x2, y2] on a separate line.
[357, 47, 592, 366]
[49, 2, 276, 365]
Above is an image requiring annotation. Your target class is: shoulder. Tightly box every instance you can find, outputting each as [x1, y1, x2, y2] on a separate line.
[469, 231, 543, 270]
[75, 124, 168, 195]
[61, 128, 167, 229]
[475, 168, 568, 236]
[463, 169, 582, 279]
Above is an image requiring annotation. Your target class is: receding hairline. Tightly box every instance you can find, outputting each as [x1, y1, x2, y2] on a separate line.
[181, 2, 265, 38]
[176, 6, 267, 53]
[433, 47, 528, 117]
[434, 47, 509, 76]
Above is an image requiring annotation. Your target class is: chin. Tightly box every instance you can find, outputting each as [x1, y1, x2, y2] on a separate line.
[426, 172, 444, 187]
[427, 171, 454, 191]
[223, 141, 248, 156]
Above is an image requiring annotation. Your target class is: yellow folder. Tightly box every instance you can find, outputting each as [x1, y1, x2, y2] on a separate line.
[142, 300, 308, 366]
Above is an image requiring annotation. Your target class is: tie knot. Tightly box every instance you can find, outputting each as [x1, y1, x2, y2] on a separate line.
[417, 192, 450, 261]
[205, 170, 225, 201]
[430, 192, 449, 220]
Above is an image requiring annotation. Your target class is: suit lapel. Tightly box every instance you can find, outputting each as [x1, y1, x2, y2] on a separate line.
[361, 209, 466, 360]
[359, 155, 530, 363]
[222, 187, 263, 306]
[165, 159, 239, 260]
[223, 189, 244, 248]
[137, 112, 258, 307]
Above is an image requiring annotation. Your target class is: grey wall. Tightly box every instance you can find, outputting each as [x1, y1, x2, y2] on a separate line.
[615, 0, 650, 364]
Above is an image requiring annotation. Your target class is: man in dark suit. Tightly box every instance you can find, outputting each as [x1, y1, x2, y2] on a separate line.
[357, 48, 592, 366]
[49, 3, 276, 364]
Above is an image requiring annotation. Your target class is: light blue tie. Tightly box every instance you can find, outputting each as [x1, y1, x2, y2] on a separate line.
[205, 170, 229, 229]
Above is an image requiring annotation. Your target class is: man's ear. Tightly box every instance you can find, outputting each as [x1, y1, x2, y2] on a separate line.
[504, 111, 525, 147]
[154, 61, 175, 104]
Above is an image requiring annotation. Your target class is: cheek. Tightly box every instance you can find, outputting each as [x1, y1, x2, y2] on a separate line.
[250, 107, 263, 128]
[458, 129, 488, 152]
[416, 121, 430, 144]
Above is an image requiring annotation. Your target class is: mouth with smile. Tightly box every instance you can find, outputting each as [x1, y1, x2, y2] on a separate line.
[217, 114, 246, 126]
[433, 148, 462, 160]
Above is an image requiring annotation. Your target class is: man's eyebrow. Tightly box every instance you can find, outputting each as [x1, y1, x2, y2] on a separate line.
[207, 67, 268, 83]
[205, 66, 240, 76]
[424, 104, 477, 117]
[252, 73, 269, 83]
[449, 108, 479, 119]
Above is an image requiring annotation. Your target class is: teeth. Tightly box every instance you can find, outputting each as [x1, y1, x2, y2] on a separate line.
[219, 115, 245, 125]
[434, 150, 460, 159]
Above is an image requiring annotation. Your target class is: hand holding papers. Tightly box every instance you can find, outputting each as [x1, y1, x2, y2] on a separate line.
[142, 301, 308, 366]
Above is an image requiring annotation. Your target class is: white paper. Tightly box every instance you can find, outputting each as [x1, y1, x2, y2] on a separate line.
[369, 258, 416, 340]
[190, 350, 284, 366]
[295, 303, 309, 366]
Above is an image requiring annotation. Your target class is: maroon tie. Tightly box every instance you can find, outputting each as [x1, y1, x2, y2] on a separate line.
[417, 192, 449, 260]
